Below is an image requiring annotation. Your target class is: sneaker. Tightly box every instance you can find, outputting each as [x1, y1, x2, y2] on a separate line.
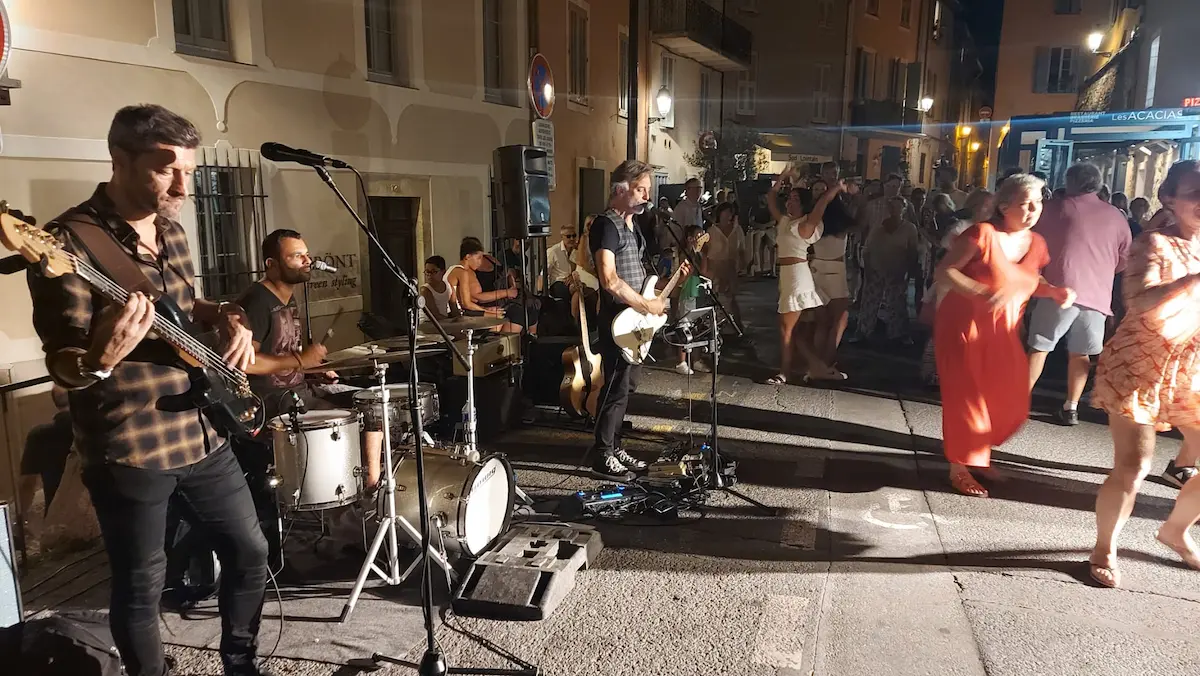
[592, 454, 635, 481]
[1055, 408, 1080, 426]
[1163, 460, 1199, 488]
[675, 362, 694, 375]
[693, 360, 712, 373]
[613, 448, 648, 472]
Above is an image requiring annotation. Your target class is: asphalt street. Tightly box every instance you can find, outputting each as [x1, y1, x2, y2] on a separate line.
[63, 277, 1200, 675]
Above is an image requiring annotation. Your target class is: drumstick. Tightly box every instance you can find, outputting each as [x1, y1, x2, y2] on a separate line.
[317, 306, 346, 346]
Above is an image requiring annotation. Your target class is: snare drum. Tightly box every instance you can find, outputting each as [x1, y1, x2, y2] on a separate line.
[269, 410, 362, 511]
[352, 383, 439, 440]
[389, 452, 514, 557]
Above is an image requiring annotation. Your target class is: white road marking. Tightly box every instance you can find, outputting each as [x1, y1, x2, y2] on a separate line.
[751, 594, 809, 669]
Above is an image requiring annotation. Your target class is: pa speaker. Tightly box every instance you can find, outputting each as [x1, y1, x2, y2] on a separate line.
[494, 145, 552, 238]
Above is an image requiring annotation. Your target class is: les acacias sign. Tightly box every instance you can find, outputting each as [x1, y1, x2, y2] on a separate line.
[0, 0, 12, 78]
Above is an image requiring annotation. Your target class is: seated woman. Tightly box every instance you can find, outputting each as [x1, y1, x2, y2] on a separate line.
[445, 238, 514, 329]
[467, 236, 541, 334]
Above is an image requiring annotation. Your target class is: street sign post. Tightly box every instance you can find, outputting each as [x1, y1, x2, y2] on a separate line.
[528, 53, 554, 120]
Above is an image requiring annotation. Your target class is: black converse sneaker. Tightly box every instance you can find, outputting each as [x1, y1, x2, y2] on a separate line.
[613, 448, 648, 472]
[1163, 460, 1198, 488]
[592, 454, 635, 481]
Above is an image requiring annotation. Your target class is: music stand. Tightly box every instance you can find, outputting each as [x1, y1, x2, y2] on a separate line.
[310, 165, 537, 675]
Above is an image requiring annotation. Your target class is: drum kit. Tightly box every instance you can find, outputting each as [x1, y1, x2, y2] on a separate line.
[259, 315, 528, 620]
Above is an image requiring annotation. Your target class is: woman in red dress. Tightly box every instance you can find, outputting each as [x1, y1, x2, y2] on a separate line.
[934, 174, 1076, 497]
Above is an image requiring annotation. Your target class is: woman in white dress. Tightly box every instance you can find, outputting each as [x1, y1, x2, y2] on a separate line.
[766, 167, 846, 384]
[806, 179, 852, 374]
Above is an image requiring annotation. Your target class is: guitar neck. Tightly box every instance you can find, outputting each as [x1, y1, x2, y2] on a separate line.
[69, 252, 241, 380]
[656, 263, 689, 300]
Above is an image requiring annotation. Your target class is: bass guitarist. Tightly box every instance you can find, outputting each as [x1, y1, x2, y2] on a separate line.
[589, 160, 690, 480]
[26, 105, 270, 676]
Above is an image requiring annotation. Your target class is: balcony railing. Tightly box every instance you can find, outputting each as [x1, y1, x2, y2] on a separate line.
[650, 0, 753, 72]
[850, 99, 923, 132]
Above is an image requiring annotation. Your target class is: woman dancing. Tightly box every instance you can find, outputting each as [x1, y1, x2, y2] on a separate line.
[934, 174, 1074, 497]
[1089, 160, 1200, 587]
[766, 167, 844, 385]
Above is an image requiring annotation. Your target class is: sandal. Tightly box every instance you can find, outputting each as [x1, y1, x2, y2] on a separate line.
[766, 374, 788, 385]
[1088, 557, 1121, 588]
[950, 471, 989, 498]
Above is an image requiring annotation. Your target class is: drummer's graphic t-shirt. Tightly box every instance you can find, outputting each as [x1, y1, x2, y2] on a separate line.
[239, 281, 305, 400]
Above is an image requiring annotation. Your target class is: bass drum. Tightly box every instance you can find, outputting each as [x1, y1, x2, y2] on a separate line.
[390, 452, 514, 558]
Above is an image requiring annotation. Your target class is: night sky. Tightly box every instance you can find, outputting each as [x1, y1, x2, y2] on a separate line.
[959, 0, 1005, 103]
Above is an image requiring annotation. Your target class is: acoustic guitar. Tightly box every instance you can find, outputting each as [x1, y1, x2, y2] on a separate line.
[560, 278, 603, 419]
[0, 203, 265, 438]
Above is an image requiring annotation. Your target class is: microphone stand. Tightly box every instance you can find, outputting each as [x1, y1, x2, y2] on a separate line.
[662, 217, 773, 516]
[311, 165, 537, 675]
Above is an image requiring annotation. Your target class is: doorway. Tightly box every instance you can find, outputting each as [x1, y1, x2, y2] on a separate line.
[366, 196, 420, 332]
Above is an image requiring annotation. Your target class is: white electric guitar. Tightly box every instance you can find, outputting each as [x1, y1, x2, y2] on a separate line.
[611, 232, 708, 364]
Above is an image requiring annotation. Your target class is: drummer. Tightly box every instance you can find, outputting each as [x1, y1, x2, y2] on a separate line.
[241, 229, 384, 493]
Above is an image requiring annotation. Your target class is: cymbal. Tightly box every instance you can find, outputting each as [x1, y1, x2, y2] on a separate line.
[304, 345, 442, 374]
[420, 316, 505, 333]
[348, 335, 443, 351]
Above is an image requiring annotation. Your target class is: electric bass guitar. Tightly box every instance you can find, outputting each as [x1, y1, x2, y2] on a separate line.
[610, 232, 708, 365]
[0, 203, 265, 438]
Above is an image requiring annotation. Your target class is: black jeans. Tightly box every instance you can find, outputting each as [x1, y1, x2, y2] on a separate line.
[592, 330, 642, 457]
[83, 446, 269, 676]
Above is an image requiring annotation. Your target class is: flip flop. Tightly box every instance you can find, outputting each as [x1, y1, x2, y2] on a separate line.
[766, 374, 787, 385]
[950, 471, 989, 498]
[1088, 559, 1120, 588]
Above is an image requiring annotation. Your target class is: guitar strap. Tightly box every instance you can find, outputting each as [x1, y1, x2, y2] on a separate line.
[57, 210, 163, 301]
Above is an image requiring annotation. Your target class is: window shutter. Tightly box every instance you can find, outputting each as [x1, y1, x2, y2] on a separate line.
[906, 61, 922, 107]
[1032, 47, 1050, 93]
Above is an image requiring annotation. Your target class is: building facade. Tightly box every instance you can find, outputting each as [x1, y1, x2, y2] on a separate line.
[0, 0, 529, 507]
[989, 0, 1123, 183]
[646, 0, 752, 195]
[727, 0, 850, 176]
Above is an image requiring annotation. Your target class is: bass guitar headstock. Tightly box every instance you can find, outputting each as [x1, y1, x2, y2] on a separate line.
[0, 202, 75, 278]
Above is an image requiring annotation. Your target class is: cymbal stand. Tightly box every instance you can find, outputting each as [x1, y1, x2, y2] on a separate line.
[315, 162, 537, 675]
[457, 328, 533, 506]
[340, 357, 455, 623]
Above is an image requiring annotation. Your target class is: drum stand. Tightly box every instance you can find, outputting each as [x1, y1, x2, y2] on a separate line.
[340, 358, 455, 623]
[458, 328, 533, 507]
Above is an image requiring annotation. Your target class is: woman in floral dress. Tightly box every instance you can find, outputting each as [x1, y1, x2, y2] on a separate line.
[1090, 160, 1200, 587]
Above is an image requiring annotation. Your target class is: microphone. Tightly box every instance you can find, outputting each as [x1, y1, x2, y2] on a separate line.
[288, 390, 307, 415]
[311, 260, 337, 273]
[0, 254, 31, 275]
[260, 142, 350, 169]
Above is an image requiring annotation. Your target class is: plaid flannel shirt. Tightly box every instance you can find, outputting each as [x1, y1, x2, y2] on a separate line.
[27, 184, 225, 469]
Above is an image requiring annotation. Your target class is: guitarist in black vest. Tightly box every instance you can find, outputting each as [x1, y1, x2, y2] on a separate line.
[588, 160, 691, 480]
[26, 105, 269, 676]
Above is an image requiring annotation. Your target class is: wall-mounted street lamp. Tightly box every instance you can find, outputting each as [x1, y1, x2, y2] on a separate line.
[918, 96, 934, 113]
[959, 125, 973, 137]
[1087, 31, 1112, 56]
[970, 141, 982, 152]
[649, 85, 673, 123]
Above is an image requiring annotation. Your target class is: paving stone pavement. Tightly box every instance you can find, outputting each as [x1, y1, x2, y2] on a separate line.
[34, 277, 1200, 675]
